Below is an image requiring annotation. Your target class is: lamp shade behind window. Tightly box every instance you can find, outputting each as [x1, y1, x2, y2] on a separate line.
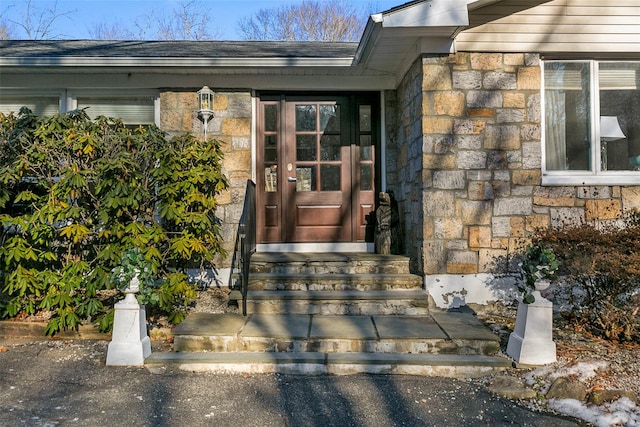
[600, 116, 625, 141]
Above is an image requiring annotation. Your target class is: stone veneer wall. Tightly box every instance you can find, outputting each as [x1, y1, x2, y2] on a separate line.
[388, 52, 640, 283]
[160, 90, 252, 269]
[385, 59, 425, 274]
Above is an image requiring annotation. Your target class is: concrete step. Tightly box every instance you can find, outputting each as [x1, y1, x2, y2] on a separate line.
[171, 313, 501, 356]
[145, 351, 511, 376]
[250, 252, 413, 275]
[244, 290, 431, 315]
[248, 272, 423, 291]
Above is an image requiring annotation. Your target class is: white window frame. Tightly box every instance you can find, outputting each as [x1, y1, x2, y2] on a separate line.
[541, 60, 640, 186]
[67, 89, 160, 126]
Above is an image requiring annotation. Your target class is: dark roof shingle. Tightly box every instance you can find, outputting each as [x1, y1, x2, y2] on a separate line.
[0, 40, 358, 59]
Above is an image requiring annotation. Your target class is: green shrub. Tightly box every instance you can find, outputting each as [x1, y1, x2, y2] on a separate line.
[535, 211, 640, 343]
[0, 108, 228, 334]
[518, 242, 559, 304]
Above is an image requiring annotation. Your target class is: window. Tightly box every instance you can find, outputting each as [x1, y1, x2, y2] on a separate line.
[0, 90, 159, 127]
[543, 61, 640, 185]
[71, 90, 159, 127]
[0, 91, 62, 116]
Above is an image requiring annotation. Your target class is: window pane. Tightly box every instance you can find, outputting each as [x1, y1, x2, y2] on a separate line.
[544, 62, 591, 171]
[360, 135, 372, 161]
[264, 104, 278, 132]
[360, 164, 372, 191]
[265, 135, 277, 162]
[296, 105, 316, 131]
[296, 166, 315, 192]
[320, 105, 340, 132]
[320, 165, 340, 191]
[359, 105, 371, 132]
[320, 135, 341, 161]
[78, 97, 155, 125]
[265, 166, 277, 192]
[296, 135, 316, 161]
[599, 63, 640, 171]
[0, 96, 59, 117]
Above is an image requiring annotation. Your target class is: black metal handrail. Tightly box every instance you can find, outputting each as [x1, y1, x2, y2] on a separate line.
[232, 179, 256, 315]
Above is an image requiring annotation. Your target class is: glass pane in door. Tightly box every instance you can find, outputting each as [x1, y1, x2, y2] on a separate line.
[296, 166, 316, 192]
[265, 135, 278, 162]
[265, 166, 277, 192]
[359, 105, 371, 132]
[360, 135, 372, 161]
[264, 104, 278, 131]
[296, 135, 317, 161]
[320, 165, 341, 191]
[296, 105, 316, 131]
[320, 105, 340, 132]
[320, 135, 341, 161]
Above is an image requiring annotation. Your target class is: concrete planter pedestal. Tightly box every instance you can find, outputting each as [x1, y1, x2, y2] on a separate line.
[106, 276, 152, 366]
[506, 281, 556, 365]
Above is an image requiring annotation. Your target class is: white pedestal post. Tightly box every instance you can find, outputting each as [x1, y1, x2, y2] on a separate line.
[106, 292, 152, 366]
[506, 290, 556, 365]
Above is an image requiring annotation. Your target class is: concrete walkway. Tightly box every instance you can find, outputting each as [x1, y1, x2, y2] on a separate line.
[170, 311, 500, 342]
[147, 311, 512, 375]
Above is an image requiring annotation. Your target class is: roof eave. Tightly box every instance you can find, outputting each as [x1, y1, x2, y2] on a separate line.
[0, 56, 355, 68]
[354, 0, 481, 76]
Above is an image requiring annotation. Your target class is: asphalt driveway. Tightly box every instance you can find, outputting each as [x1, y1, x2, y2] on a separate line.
[0, 338, 582, 426]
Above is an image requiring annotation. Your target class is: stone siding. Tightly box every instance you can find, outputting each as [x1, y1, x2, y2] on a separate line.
[159, 90, 252, 268]
[387, 52, 640, 278]
[386, 59, 425, 273]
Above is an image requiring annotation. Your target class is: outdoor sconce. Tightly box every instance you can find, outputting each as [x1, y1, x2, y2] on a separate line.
[197, 86, 214, 139]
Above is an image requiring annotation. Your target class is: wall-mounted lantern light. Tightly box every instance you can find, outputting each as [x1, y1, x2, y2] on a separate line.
[197, 86, 214, 139]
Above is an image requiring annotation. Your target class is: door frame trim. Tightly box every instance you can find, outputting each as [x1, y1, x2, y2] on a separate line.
[253, 91, 384, 247]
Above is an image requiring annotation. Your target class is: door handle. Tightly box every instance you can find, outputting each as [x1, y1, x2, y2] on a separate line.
[288, 177, 297, 182]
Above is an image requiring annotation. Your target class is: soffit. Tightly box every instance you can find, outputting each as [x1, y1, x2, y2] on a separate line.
[354, 0, 551, 81]
[354, 0, 499, 78]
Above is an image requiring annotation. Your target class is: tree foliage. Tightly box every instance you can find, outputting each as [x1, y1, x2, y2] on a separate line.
[0, 108, 228, 335]
[238, 0, 363, 41]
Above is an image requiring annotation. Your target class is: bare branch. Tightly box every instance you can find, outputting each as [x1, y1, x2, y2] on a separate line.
[124, 0, 216, 41]
[9, 0, 74, 40]
[0, 5, 16, 40]
[237, 0, 364, 42]
[88, 22, 135, 40]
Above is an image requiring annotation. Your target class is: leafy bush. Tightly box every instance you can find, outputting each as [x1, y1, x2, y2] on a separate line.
[0, 108, 228, 334]
[535, 211, 640, 343]
[517, 242, 559, 304]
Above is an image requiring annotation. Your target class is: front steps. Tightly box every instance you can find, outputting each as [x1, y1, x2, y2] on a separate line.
[171, 313, 501, 355]
[146, 351, 509, 376]
[146, 312, 508, 375]
[245, 252, 428, 315]
[145, 252, 510, 375]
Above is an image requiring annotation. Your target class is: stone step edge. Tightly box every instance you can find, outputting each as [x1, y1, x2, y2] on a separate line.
[248, 273, 423, 283]
[249, 272, 424, 289]
[245, 290, 429, 301]
[250, 253, 412, 262]
[145, 352, 512, 375]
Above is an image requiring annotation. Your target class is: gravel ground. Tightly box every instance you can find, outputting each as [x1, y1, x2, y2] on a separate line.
[473, 300, 640, 425]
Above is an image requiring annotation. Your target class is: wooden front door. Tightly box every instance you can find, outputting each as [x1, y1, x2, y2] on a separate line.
[257, 94, 377, 244]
